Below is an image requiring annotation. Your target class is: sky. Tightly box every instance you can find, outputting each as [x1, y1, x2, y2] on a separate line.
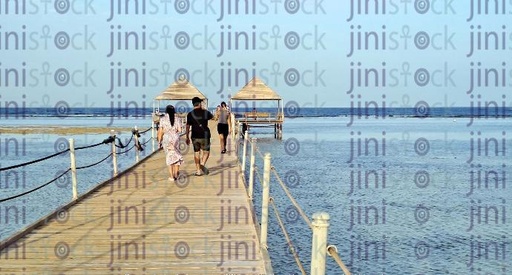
[0, 0, 510, 108]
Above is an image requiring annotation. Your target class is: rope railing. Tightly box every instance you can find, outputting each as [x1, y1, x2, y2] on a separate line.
[115, 144, 136, 155]
[76, 153, 113, 170]
[137, 125, 154, 152]
[0, 125, 151, 203]
[0, 149, 70, 172]
[114, 134, 132, 149]
[253, 165, 263, 184]
[254, 144, 265, 160]
[0, 131, 126, 174]
[141, 137, 152, 146]
[269, 197, 307, 275]
[139, 126, 152, 134]
[250, 148, 309, 273]
[238, 135, 264, 159]
[271, 165, 351, 274]
[244, 138, 312, 228]
[327, 246, 351, 275]
[270, 167, 313, 230]
[0, 169, 71, 203]
[239, 132, 351, 275]
[74, 140, 105, 151]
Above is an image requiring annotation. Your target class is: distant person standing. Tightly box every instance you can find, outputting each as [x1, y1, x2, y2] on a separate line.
[186, 97, 214, 176]
[216, 102, 231, 154]
[157, 105, 183, 182]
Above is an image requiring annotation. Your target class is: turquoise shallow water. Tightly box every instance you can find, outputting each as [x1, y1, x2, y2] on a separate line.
[0, 116, 511, 274]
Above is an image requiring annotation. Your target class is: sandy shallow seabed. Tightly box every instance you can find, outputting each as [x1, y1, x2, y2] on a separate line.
[0, 126, 134, 135]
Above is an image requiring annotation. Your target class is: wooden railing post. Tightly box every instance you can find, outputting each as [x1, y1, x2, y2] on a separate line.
[241, 131, 249, 173]
[235, 121, 241, 154]
[111, 130, 118, 176]
[69, 138, 78, 200]
[236, 121, 240, 141]
[231, 113, 236, 141]
[134, 126, 140, 163]
[248, 138, 256, 199]
[311, 212, 330, 275]
[260, 153, 271, 248]
[151, 121, 156, 152]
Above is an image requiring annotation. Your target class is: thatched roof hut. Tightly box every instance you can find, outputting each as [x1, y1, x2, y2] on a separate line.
[230, 77, 282, 101]
[229, 77, 284, 121]
[154, 79, 208, 104]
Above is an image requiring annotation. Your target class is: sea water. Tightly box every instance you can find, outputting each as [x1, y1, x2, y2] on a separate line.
[0, 118, 153, 243]
[0, 111, 511, 274]
[245, 116, 511, 274]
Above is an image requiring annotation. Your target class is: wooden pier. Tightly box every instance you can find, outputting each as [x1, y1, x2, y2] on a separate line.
[0, 123, 273, 274]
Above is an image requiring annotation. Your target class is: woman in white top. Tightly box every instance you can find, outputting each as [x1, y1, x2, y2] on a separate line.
[157, 105, 183, 181]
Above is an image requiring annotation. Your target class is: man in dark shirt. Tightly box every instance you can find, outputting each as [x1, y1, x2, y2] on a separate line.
[186, 96, 214, 176]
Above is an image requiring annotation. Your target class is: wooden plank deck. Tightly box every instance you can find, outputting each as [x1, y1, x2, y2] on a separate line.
[0, 122, 272, 274]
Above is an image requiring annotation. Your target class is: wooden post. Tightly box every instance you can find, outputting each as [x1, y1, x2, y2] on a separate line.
[151, 121, 155, 152]
[152, 103, 156, 152]
[134, 126, 140, 163]
[241, 130, 248, 173]
[69, 138, 78, 200]
[231, 113, 236, 141]
[111, 130, 118, 176]
[260, 153, 271, 248]
[248, 138, 256, 199]
[310, 212, 330, 275]
[236, 121, 240, 141]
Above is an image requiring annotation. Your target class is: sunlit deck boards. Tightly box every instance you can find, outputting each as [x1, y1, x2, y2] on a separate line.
[0, 124, 271, 274]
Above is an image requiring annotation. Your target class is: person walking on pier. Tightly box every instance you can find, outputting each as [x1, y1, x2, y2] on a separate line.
[157, 105, 183, 182]
[216, 101, 231, 154]
[186, 97, 214, 176]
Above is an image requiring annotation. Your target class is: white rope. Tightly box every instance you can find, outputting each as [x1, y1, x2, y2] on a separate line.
[250, 150, 351, 275]
[271, 167, 313, 230]
[269, 197, 307, 275]
[254, 165, 263, 184]
[328, 246, 351, 275]
[248, 139, 265, 160]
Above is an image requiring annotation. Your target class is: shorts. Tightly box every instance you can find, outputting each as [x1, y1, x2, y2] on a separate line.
[217, 123, 229, 136]
[192, 138, 211, 152]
